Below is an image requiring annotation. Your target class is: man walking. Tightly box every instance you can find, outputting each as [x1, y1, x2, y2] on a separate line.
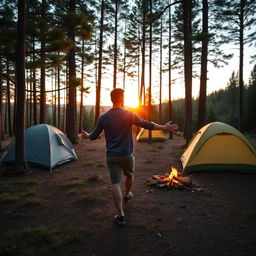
[81, 88, 178, 226]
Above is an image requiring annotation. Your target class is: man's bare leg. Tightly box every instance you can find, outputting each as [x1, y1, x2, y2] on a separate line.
[112, 183, 124, 216]
[125, 175, 134, 196]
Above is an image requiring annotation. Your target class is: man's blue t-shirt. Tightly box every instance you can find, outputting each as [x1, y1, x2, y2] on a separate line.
[89, 108, 154, 156]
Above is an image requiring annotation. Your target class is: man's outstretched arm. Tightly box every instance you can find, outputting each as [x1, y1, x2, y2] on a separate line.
[80, 116, 104, 140]
[81, 130, 90, 139]
[152, 121, 178, 132]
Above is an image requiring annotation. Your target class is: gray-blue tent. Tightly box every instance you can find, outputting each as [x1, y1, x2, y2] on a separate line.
[1, 124, 78, 170]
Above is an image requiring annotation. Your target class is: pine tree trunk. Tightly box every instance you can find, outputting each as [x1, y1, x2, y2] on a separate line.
[29, 70, 33, 127]
[239, 0, 244, 132]
[5, 101, 8, 134]
[13, 81, 17, 135]
[122, 20, 127, 89]
[137, 24, 140, 105]
[95, 0, 104, 124]
[57, 61, 61, 128]
[0, 53, 3, 150]
[66, 0, 78, 144]
[159, 17, 163, 124]
[140, 1, 146, 106]
[26, 70, 29, 128]
[53, 71, 57, 127]
[113, 1, 118, 89]
[39, 45, 46, 123]
[6, 59, 13, 136]
[197, 0, 208, 130]
[168, 2, 173, 139]
[79, 41, 85, 133]
[94, 33, 98, 101]
[32, 37, 37, 125]
[40, 0, 46, 124]
[183, 0, 193, 144]
[148, 0, 152, 142]
[14, 0, 27, 172]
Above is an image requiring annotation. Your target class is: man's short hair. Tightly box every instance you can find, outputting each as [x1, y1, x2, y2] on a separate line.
[110, 88, 125, 104]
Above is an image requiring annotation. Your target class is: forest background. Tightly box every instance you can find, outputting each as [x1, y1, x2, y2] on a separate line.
[0, 0, 256, 163]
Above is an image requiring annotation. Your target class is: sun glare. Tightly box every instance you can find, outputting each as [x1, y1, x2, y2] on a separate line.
[124, 90, 139, 108]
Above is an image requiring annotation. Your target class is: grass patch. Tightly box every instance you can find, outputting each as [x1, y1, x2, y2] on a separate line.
[0, 179, 41, 193]
[0, 194, 21, 203]
[0, 226, 60, 256]
[59, 180, 85, 188]
[0, 183, 18, 193]
[65, 187, 89, 196]
[130, 223, 149, 230]
[78, 193, 104, 203]
[83, 160, 100, 166]
[242, 210, 256, 220]
[148, 148, 159, 152]
[8, 179, 41, 186]
[21, 198, 45, 208]
[66, 188, 80, 196]
[64, 228, 91, 244]
[0, 226, 91, 256]
[86, 174, 105, 183]
[23, 188, 38, 197]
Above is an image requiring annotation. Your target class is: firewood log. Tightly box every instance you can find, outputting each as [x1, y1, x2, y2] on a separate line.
[174, 176, 191, 184]
[152, 175, 162, 180]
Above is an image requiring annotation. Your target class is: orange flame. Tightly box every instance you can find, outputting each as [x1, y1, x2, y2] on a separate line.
[163, 167, 180, 183]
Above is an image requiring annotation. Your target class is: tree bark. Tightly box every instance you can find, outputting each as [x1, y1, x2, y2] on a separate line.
[168, 2, 173, 139]
[139, 0, 146, 106]
[40, 0, 46, 124]
[6, 59, 13, 136]
[95, 0, 104, 124]
[79, 41, 85, 133]
[197, 0, 208, 130]
[183, 0, 193, 144]
[32, 37, 37, 125]
[148, 0, 152, 142]
[29, 69, 33, 127]
[66, 0, 78, 144]
[52, 70, 57, 127]
[113, 1, 118, 89]
[122, 20, 127, 89]
[0, 54, 3, 150]
[57, 56, 61, 128]
[159, 16, 163, 124]
[14, 0, 27, 172]
[239, 0, 244, 131]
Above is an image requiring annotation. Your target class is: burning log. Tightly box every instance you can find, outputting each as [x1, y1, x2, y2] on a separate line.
[173, 176, 191, 185]
[148, 167, 193, 190]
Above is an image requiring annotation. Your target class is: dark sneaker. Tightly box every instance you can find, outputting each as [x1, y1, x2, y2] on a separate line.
[114, 215, 125, 227]
[124, 191, 134, 202]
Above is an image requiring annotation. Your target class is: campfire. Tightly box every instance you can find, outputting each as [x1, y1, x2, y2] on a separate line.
[147, 167, 193, 190]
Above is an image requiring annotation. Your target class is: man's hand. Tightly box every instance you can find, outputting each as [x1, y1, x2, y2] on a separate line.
[164, 121, 179, 132]
[80, 130, 90, 140]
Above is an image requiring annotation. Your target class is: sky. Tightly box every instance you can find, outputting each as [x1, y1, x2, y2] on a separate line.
[82, 41, 255, 107]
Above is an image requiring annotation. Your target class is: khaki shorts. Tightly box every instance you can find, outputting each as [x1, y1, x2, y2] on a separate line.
[106, 154, 135, 184]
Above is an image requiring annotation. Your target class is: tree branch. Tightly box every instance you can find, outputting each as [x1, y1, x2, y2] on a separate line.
[2, 73, 84, 93]
[146, 0, 183, 27]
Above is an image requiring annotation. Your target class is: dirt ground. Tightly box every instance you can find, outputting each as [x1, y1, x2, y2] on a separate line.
[1, 135, 256, 256]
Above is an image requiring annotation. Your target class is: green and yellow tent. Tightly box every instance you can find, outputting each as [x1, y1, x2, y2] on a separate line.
[181, 122, 256, 173]
[136, 128, 167, 142]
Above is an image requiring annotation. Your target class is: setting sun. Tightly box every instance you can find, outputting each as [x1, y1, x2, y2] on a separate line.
[124, 88, 139, 108]
[125, 96, 139, 108]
